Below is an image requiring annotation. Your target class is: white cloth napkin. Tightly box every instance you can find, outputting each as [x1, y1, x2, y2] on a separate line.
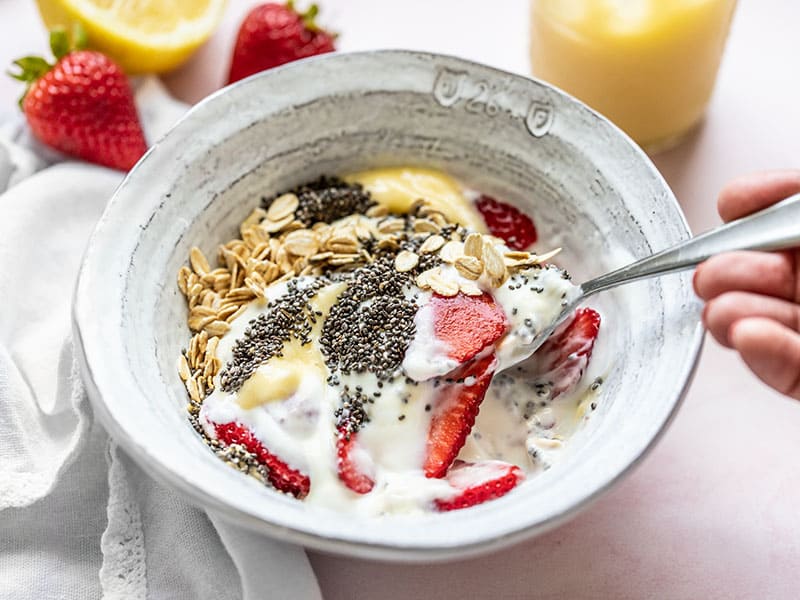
[0, 78, 321, 600]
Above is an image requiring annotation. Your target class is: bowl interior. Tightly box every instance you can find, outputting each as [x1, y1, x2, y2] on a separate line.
[74, 51, 701, 561]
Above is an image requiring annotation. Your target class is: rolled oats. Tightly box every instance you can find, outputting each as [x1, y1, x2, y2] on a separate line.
[394, 250, 419, 272]
[284, 229, 319, 257]
[205, 320, 231, 337]
[454, 255, 483, 280]
[532, 248, 562, 263]
[459, 281, 484, 296]
[178, 354, 191, 381]
[419, 234, 445, 254]
[266, 192, 299, 222]
[464, 233, 483, 259]
[366, 204, 388, 218]
[190, 247, 210, 275]
[438, 240, 464, 263]
[262, 214, 294, 233]
[413, 219, 441, 234]
[377, 217, 405, 234]
[483, 241, 508, 286]
[428, 270, 459, 297]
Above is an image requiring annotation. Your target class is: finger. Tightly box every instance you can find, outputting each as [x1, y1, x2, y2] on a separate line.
[703, 291, 800, 348]
[693, 251, 796, 301]
[718, 170, 800, 223]
[729, 317, 800, 400]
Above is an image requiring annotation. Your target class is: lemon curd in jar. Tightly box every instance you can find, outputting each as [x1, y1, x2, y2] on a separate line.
[530, 0, 737, 151]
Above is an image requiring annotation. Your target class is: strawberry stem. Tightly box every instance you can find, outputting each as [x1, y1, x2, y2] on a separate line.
[50, 28, 70, 60]
[301, 4, 320, 31]
[72, 22, 88, 51]
[286, 0, 325, 32]
[303, 4, 319, 22]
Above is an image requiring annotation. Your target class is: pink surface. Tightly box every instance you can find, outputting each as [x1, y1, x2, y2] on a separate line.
[2, 1, 799, 598]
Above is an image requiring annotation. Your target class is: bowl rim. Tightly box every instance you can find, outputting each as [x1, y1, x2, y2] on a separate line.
[72, 48, 705, 562]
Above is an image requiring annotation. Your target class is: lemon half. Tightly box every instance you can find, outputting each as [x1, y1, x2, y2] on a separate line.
[35, 0, 227, 74]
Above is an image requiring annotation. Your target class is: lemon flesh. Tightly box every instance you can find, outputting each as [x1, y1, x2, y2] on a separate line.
[35, 0, 227, 74]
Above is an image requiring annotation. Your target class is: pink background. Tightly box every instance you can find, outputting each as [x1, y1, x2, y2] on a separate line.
[2, 0, 799, 597]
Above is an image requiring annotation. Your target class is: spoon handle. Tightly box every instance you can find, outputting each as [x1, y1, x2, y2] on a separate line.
[580, 192, 800, 297]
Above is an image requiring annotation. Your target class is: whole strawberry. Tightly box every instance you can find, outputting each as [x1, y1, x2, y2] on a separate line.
[227, 1, 336, 84]
[9, 27, 147, 171]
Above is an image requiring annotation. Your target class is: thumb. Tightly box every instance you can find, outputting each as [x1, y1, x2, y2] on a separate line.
[729, 317, 800, 400]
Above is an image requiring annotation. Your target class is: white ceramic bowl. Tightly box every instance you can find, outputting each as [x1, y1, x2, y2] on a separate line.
[73, 51, 702, 562]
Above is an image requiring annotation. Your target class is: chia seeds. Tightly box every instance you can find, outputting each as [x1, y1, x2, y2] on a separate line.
[219, 278, 327, 392]
[263, 177, 375, 226]
[182, 172, 591, 501]
[335, 388, 372, 435]
[320, 255, 418, 380]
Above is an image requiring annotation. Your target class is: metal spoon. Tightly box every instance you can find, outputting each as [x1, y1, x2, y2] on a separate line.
[506, 192, 800, 365]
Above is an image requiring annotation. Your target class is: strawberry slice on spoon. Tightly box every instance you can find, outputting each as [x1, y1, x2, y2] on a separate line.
[520, 308, 601, 400]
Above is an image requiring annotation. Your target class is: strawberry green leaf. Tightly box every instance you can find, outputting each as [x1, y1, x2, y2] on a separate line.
[49, 24, 87, 61]
[50, 28, 70, 60]
[8, 56, 51, 82]
[72, 22, 88, 51]
[7, 68, 31, 82]
[7, 56, 53, 109]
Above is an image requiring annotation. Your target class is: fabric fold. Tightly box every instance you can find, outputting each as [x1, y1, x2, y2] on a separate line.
[0, 76, 321, 599]
[210, 512, 323, 600]
[0, 163, 121, 509]
[100, 442, 148, 600]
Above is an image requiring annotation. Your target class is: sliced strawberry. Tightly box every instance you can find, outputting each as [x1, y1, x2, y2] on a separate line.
[214, 421, 310, 499]
[434, 460, 524, 511]
[528, 307, 601, 399]
[424, 353, 497, 478]
[336, 427, 375, 494]
[475, 195, 538, 250]
[431, 292, 508, 363]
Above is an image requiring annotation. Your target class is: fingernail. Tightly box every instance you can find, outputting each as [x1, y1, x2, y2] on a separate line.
[727, 320, 741, 347]
[692, 265, 702, 293]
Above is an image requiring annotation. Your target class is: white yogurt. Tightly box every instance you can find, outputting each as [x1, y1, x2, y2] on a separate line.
[199, 283, 457, 515]
[182, 165, 613, 514]
[197, 252, 595, 515]
[494, 265, 581, 371]
[402, 300, 459, 381]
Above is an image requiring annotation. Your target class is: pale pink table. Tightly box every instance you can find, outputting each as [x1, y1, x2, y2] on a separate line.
[2, 1, 799, 597]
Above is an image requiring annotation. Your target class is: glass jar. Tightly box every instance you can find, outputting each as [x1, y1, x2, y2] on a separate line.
[530, 0, 737, 152]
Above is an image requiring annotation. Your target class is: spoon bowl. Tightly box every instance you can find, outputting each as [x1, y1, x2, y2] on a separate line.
[507, 192, 800, 368]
